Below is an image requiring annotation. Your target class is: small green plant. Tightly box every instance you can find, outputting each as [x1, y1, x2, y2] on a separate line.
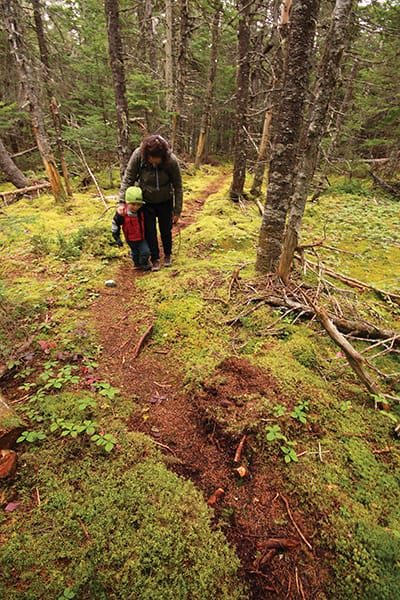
[50, 418, 97, 437]
[280, 441, 298, 463]
[265, 424, 286, 441]
[265, 425, 299, 463]
[94, 381, 119, 400]
[91, 432, 118, 452]
[273, 404, 287, 417]
[16, 430, 46, 444]
[290, 400, 309, 424]
[78, 397, 97, 411]
[58, 587, 76, 600]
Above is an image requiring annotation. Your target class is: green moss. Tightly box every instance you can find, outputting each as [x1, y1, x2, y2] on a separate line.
[1, 437, 244, 600]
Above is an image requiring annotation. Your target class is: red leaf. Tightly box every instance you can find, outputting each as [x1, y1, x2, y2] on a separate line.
[5, 501, 20, 512]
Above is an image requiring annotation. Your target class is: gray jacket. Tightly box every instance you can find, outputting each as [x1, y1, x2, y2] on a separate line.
[119, 147, 183, 216]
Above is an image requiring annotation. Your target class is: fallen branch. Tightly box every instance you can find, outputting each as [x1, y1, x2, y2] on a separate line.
[132, 323, 154, 359]
[280, 494, 313, 551]
[77, 142, 107, 207]
[227, 266, 242, 302]
[233, 434, 247, 464]
[370, 171, 400, 198]
[305, 259, 400, 305]
[313, 303, 388, 408]
[0, 182, 51, 205]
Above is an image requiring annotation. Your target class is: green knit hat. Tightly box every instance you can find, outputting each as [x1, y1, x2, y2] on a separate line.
[125, 186, 144, 204]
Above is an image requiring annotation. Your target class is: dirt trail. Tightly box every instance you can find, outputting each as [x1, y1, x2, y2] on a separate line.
[92, 173, 325, 600]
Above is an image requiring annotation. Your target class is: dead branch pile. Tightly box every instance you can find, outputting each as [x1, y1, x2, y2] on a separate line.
[211, 261, 399, 409]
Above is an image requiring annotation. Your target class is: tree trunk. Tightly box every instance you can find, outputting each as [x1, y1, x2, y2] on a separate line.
[165, 0, 175, 132]
[105, 0, 132, 175]
[278, 0, 354, 282]
[32, 0, 73, 197]
[194, 3, 221, 169]
[311, 59, 359, 201]
[229, 0, 252, 201]
[0, 138, 29, 188]
[250, 0, 292, 197]
[1, 0, 67, 203]
[144, 0, 158, 77]
[256, 0, 320, 272]
[174, 0, 190, 154]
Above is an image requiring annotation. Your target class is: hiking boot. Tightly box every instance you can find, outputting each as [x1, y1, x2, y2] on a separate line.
[151, 259, 161, 272]
[164, 255, 172, 267]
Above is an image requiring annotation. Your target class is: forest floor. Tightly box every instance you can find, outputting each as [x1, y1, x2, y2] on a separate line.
[90, 176, 326, 599]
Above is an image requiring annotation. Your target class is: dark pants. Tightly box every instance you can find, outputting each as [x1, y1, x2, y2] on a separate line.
[144, 200, 173, 261]
[127, 239, 151, 269]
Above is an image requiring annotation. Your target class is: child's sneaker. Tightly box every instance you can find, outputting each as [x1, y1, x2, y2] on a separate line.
[164, 255, 172, 267]
[151, 259, 161, 272]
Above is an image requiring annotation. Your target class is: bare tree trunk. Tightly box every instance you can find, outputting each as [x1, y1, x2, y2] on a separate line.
[194, 3, 221, 169]
[229, 0, 252, 202]
[31, 0, 73, 197]
[279, 0, 354, 281]
[1, 0, 67, 203]
[165, 0, 175, 137]
[105, 0, 132, 175]
[250, 0, 292, 197]
[311, 58, 359, 201]
[144, 0, 158, 77]
[174, 0, 190, 153]
[0, 138, 29, 188]
[256, 0, 320, 272]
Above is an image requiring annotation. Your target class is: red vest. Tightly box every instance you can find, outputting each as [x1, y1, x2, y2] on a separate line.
[122, 206, 145, 242]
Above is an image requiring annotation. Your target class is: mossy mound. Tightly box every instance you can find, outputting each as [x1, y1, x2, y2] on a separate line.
[1, 434, 245, 600]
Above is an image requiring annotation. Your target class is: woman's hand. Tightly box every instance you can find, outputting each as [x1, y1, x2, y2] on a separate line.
[172, 215, 180, 225]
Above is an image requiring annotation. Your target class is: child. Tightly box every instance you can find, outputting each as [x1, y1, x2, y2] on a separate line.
[111, 186, 151, 271]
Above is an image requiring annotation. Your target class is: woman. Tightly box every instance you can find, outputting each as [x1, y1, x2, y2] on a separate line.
[119, 135, 183, 271]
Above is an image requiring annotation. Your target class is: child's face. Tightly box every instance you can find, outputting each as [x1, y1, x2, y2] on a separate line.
[127, 202, 142, 212]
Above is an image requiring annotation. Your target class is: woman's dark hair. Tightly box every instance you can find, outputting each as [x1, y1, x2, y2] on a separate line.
[141, 135, 171, 163]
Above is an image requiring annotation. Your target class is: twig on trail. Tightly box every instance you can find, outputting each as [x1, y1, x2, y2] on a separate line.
[233, 434, 247, 464]
[132, 323, 154, 359]
[77, 517, 91, 539]
[203, 296, 230, 306]
[151, 440, 179, 457]
[153, 381, 172, 388]
[227, 266, 243, 301]
[372, 446, 392, 454]
[226, 299, 266, 325]
[295, 567, 307, 600]
[33, 487, 41, 507]
[109, 334, 137, 357]
[279, 494, 313, 551]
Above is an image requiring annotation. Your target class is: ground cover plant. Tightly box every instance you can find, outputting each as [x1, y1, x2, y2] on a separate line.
[0, 166, 399, 599]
